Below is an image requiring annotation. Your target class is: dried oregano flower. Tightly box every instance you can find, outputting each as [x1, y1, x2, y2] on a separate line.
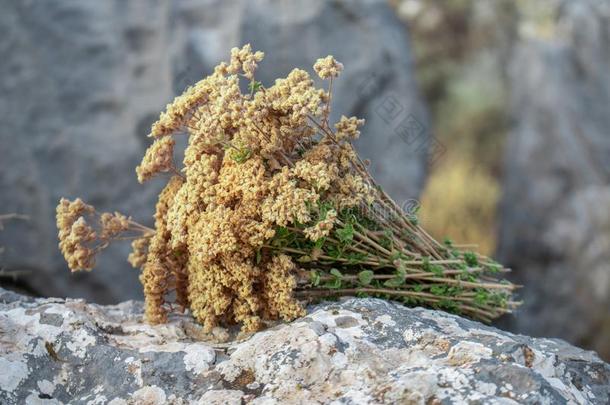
[57, 45, 519, 333]
[313, 55, 344, 79]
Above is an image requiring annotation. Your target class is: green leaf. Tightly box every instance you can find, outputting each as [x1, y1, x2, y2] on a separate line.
[421, 256, 431, 272]
[459, 268, 477, 282]
[430, 285, 448, 296]
[485, 260, 501, 274]
[276, 226, 289, 238]
[358, 270, 374, 286]
[346, 251, 367, 264]
[230, 147, 252, 163]
[297, 255, 312, 263]
[330, 268, 343, 279]
[324, 278, 342, 289]
[336, 223, 354, 244]
[323, 268, 343, 289]
[439, 299, 459, 312]
[314, 237, 326, 250]
[430, 264, 444, 277]
[383, 277, 405, 288]
[443, 237, 454, 248]
[384, 267, 406, 288]
[310, 271, 321, 287]
[474, 289, 489, 306]
[255, 249, 262, 264]
[463, 252, 479, 267]
[379, 235, 392, 250]
[248, 80, 262, 94]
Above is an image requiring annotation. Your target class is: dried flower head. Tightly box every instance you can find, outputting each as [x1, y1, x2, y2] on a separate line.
[56, 198, 152, 272]
[100, 212, 130, 239]
[304, 209, 337, 241]
[228, 44, 265, 80]
[335, 115, 365, 141]
[136, 136, 176, 183]
[313, 55, 344, 79]
[128, 237, 149, 268]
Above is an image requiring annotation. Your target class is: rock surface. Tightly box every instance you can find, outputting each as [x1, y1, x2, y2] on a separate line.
[0, 0, 428, 303]
[1, 288, 608, 404]
[497, 0, 610, 359]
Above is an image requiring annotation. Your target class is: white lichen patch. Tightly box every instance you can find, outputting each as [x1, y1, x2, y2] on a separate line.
[138, 341, 191, 353]
[130, 386, 166, 405]
[446, 341, 493, 365]
[124, 357, 143, 386]
[0, 357, 29, 392]
[197, 389, 244, 405]
[85, 394, 108, 405]
[308, 309, 365, 343]
[403, 327, 422, 343]
[24, 392, 63, 404]
[183, 344, 216, 375]
[65, 328, 96, 358]
[476, 380, 498, 396]
[37, 379, 55, 396]
[374, 314, 396, 327]
[3, 308, 63, 352]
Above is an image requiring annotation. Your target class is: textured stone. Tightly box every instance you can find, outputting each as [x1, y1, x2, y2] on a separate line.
[0, 0, 427, 303]
[497, 0, 610, 359]
[1, 288, 608, 404]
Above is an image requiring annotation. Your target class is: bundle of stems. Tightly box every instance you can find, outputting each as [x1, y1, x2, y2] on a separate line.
[55, 45, 519, 331]
[263, 118, 518, 323]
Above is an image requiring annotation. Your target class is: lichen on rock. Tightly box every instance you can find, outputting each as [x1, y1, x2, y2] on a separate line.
[1, 288, 608, 404]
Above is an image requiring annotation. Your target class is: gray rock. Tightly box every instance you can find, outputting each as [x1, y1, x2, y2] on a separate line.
[497, 0, 610, 359]
[1, 288, 608, 404]
[0, 0, 428, 303]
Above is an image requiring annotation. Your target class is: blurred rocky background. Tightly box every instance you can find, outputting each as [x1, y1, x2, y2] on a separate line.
[396, 0, 610, 360]
[0, 0, 609, 360]
[0, 0, 428, 303]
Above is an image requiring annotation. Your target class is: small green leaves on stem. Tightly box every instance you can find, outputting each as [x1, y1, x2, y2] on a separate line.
[325, 268, 343, 289]
[310, 270, 321, 287]
[463, 252, 478, 267]
[336, 222, 354, 244]
[443, 237, 453, 248]
[357, 270, 374, 286]
[384, 267, 406, 288]
[248, 80, 262, 95]
[229, 146, 252, 163]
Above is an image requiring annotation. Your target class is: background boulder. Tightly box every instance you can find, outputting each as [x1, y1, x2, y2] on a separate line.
[497, 0, 610, 359]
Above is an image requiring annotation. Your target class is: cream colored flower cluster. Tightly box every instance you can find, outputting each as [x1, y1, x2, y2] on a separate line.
[57, 45, 376, 332]
[56, 198, 134, 272]
[138, 45, 376, 331]
[136, 136, 175, 183]
[313, 55, 344, 79]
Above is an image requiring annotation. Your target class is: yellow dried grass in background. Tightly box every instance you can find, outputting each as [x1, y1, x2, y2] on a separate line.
[420, 158, 499, 256]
